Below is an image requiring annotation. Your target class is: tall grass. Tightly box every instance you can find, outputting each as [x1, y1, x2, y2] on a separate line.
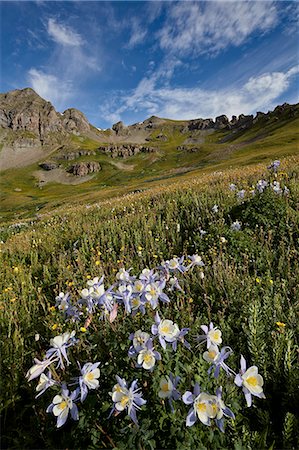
[0, 158, 298, 449]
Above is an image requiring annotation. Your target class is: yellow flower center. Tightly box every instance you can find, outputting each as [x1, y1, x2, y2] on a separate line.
[246, 376, 258, 387]
[196, 402, 206, 413]
[143, 353, 152, 363]
[160, 325, 170, 334]
[150, 288, 156, 296]
[161, 383, 169, 392]
[208, 350, 216, 359]
[59, 401, 67, 410]
[120, 395, 129, 407]
[86, 372, 95, 381]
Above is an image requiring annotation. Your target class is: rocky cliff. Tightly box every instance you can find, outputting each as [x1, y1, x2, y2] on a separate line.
[0, 88, 91, 145]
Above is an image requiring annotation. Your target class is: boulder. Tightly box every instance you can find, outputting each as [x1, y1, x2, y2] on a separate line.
[68, 161, 102, 176]
[39, 162, 58, 171]
[215, 115, 229, 129]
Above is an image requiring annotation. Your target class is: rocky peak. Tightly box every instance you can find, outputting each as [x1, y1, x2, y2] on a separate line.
[0, 88, 92, 143]
[62, 108, 90, 134]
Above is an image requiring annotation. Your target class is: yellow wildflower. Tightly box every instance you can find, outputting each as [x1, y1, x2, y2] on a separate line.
[256, 277, 261, 284]
[80, 327, 87, 332]
[95, 261, 100, 266]
[51, 324, 58, 331]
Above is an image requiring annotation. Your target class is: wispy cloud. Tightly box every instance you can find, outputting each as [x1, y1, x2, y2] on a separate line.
[27, 68, 73, 108]
[159, 1, 278, 56]
[100, 66, 299, 125]
[27, 17, 100, 110]
[47, 18, 83, 47]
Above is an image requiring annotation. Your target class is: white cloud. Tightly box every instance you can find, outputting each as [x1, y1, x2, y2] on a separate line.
[100, 65, 299, 124]
[27, 69, 73, 108]
[158, 1, 278, 56]
[126, 18, 147, 49]
[47, 18, 83, 47]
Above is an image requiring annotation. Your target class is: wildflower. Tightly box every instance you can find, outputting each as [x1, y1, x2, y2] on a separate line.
[237, 189, 246, 200]
[272, 181, 282, 194]
[114, 284, 134, 314]
[35, 371, 57, 398]
[46, 331, 77, 369]
[116, 268, 135, 283]
[55, 292, 71, 312]
[139, 268, 159, 283]
[163, 256, 187, 273]
[229, 183, 237, 191]
[187, 254, 205, 269]
[182, 384, 211, 426]
[136, 339, 161, 370]
[220, 237, 227, 243]
[256, 277, 261, 283]
[110, 376, 146, 425]
[46, 385, 79, 428]
[208, 387, 235, 432]
[144, 280, 170, 309]
[26, 356, 58, 381]
[78, 362, 101, 402]
[234, 355, 265, 407]
[211, 204, 219, 213]
[276, 321, 286, 328]
[283, 186, 290, 196]
[200, 229, 207, 237]
[151, 312, 190, 351]
[168, 276, 183, 292]
[231, 220, 241, 231]
[206, 346, 234, 378]
[158, 373, 181, 411]
[268, 160, 280, 172]
[195, 322, 222, 348]
[256, 179, 268, 193]
[80, 327, 87, 332]
[128, 330, 150, 357]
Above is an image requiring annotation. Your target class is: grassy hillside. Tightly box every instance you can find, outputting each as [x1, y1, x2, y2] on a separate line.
[0, 157, 298, 449]
[0, 109, 298, 222]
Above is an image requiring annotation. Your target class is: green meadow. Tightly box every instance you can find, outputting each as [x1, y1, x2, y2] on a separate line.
[1, 157, 298, 449]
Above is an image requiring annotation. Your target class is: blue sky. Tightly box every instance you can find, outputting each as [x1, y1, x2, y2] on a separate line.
[1, 1, 298, 128]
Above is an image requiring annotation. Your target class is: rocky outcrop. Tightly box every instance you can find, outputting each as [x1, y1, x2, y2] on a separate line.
[215, 115, 230, 129]
[39, 162, 58, 171]
[0, 88, 91, 144]
[13, 137, 40, 150]
[177, 145, 201, 153]
[112, 121, 126, 135]
[68, 161, 101, 176]
[57, 150, 96, 160]
[98, 144, 155, 158]
[62, 108, 90, 134]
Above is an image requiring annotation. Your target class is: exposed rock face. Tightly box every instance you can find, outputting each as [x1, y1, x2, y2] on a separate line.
[215, 115, 230, 129]
[112, 121, 126, 134]
[177, 145, 201, 153]
[0, 88, 91, 143]
[68, 161, 101, 176]
[57, 150, 96, 160]
[13, 138, 40, 150]
[187, 118, 214, 131]
[62, 108, 91, 134]
[39, 162, 58, 171]
[98, 144, 155, 158]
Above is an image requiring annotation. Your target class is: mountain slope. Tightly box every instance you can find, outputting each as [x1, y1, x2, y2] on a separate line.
[0, 88, 298, 221]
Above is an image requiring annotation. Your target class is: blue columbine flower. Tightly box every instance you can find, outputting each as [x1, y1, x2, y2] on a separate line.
[78, 362, 101, 402]
[136, 339, 161, 371]
[268, 160, 280, 172]
[110, 376, 146, 425]
[26, 355, 59, 381]
[231, 220, 241, 231]
[206, 346, 234, 378]
[195, 322, 222, 349]
[46, 384, 79, 428]
[143, 280, 170, 309]
[151, 312, 190, 351]
[158, 373, 181, 412]
[35, 370, 57, 398]
[234, 355, 265, 407]
[128, 330, 151, 357]
[45, 331, 77, 370]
